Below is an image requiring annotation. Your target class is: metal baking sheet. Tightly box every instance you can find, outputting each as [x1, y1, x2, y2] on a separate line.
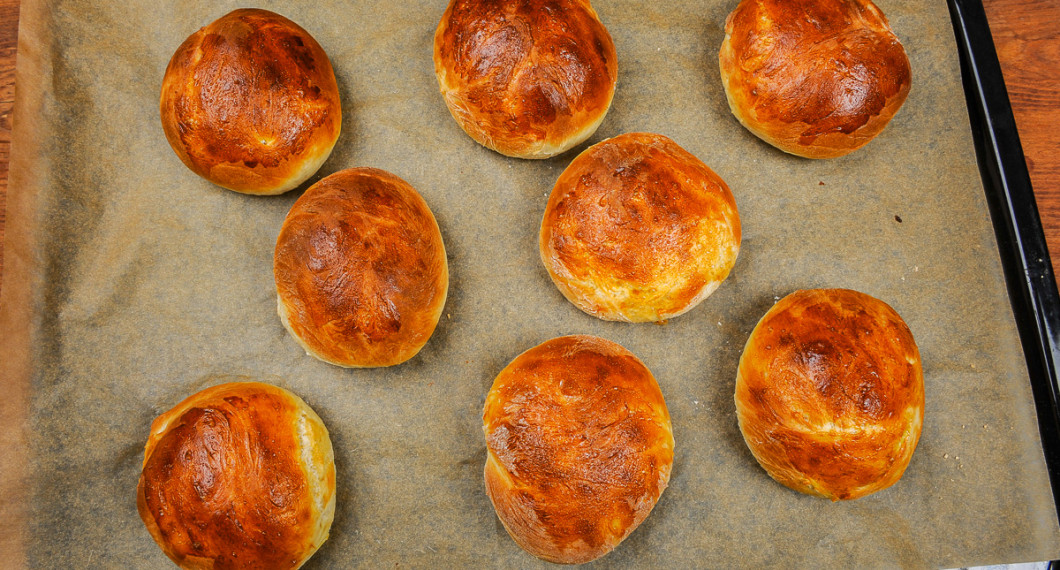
[2, 0, 1059, 567]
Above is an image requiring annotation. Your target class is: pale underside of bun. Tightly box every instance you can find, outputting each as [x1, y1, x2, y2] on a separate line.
[160, 8, 342, 194]
[718, 0, 912, 159]
[735, 289, 924, 501]
[137, 382, 336, 569]
[274, 168, 448, 368]
[540, 132, 741, 322]
[483, 335, 674, 563]
[433, 0, 617, 159]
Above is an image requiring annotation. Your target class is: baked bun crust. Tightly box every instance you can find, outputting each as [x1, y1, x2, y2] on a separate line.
[433, 0, 617, 159]
[540, 132, 741, 322]
[160, 9, 342, 194]
[274, 167, 448, 368]
[137, 382, 336, 569]
[718, 0, 911, 159]
[484, 335, 674, 564]
[735, 289, 924, 500]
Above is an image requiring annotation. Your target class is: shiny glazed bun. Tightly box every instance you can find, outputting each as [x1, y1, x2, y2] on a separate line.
[484, 335, 674, 564]
[160, 9, 342, 194]
[274, 168, 448, 368]
[718, 0, 911, 159]
[735, 289, 924, 500]
[433, 0, 617, 158]
[540, 132, 741, 322]
[137, 382, 336, 569]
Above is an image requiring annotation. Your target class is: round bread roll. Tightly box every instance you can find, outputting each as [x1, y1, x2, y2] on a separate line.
[735, 289, 924, 501]
[718, 0, 911, 159]
[540, 132, 741, 322]
[274, 167, 448, 368]
[160, 9, 342, 194]
[137, 382, 336, 569]
[433, 0, 617, 159]
[484, 335, 674, 564]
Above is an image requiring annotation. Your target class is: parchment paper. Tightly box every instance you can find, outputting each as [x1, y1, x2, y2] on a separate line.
[2, 0, 1058, 567]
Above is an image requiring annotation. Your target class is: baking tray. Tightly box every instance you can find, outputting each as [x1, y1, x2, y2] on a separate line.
[2, 0, 1060, 567]
[949, 0, 1060, 522]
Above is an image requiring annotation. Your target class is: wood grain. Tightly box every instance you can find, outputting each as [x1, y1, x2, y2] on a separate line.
[983, 0, 1060, 279]
[0, 0, 18, 296]
[0, 1, 1055, 284]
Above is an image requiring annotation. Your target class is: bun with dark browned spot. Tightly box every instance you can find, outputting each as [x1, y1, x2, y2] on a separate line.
[274, 168, 448, 368]
[433, 0, 617, 159]
[484, 335, 674, 564]
[137, 382, 336, 569]
[719, 0, 911, 159]
[160, 9, 341, 194]
[735, 289, 924, 500]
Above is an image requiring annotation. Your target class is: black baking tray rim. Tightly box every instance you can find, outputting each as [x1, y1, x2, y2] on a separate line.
[948, 0, 1060, 522]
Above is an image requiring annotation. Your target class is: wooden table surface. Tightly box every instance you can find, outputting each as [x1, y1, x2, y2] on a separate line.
[0, 0, 1056, 285]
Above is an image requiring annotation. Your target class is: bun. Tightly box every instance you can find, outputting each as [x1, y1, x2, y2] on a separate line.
[540, 132, 741, 322]
[160, 9, 341, 194]
[433, 0, 617, 159]
[484, 335, 674, 564]
[735, 289, 924, 500]
[274, 168, 448, 368]
[137, 382, 336, 568]
[718, 0, 911, 159]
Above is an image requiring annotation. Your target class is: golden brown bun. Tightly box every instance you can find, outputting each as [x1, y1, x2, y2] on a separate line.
[540, 132, 741, 322]
[735, 289, 924, 501]
[137, 382, 336, 569]
[484, 335, 674, 564]
[433, 0, 617, 159]
[274, 168, 448, 368]
[160, 9, 341, 194]
[718, 0, 911, 159]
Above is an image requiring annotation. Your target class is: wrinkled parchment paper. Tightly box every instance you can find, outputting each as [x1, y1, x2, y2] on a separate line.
[2, 0, 1059, 567]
